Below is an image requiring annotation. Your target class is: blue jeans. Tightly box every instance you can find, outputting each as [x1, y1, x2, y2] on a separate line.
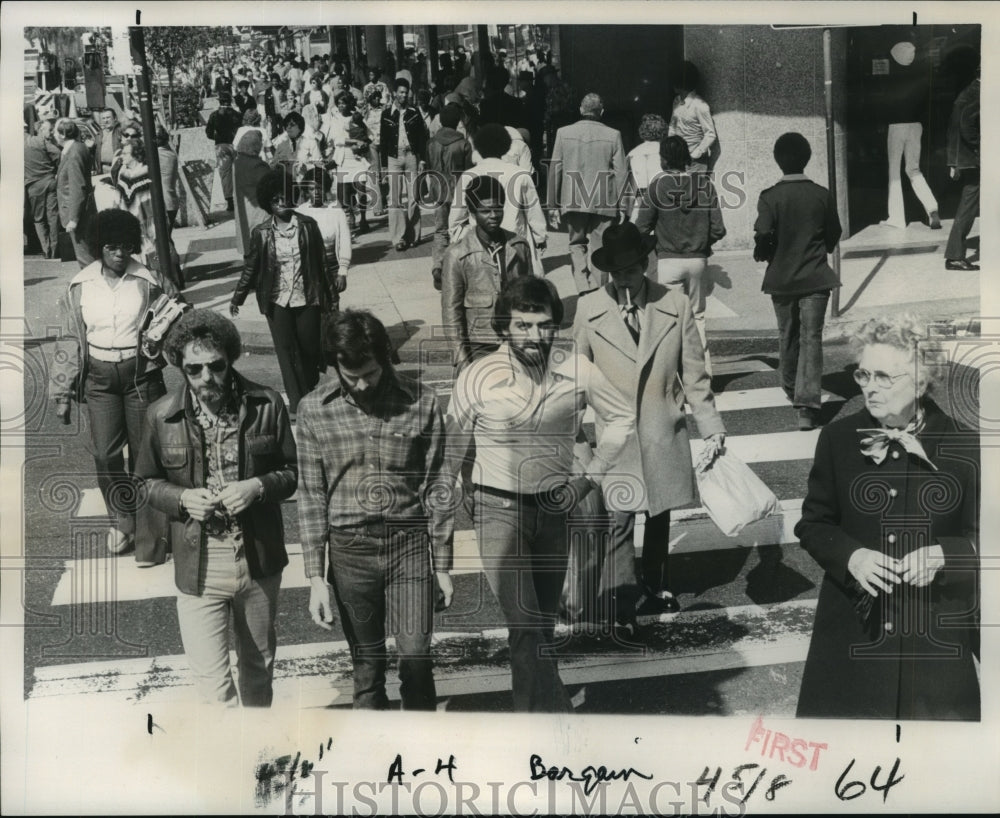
[327, 527, 436, 710]
[475, 487, 573, 713]
[175, 537, 281, 707]
[771, 291, 830, 411]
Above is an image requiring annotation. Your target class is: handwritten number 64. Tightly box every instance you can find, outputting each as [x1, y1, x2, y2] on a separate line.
[835, 758, 904, 802]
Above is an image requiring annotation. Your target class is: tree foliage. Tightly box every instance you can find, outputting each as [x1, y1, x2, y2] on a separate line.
[143, 27, 218, 80]
[24, 27, 85, 59]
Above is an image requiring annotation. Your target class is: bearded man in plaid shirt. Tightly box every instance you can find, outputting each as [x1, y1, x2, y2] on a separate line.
[296, 309, 454, 710]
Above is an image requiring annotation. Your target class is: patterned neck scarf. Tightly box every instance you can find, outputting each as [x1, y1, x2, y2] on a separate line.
[857, 410, 937, 471]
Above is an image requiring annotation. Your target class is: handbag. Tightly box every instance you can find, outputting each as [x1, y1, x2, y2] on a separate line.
[139, 294, 191, 360]
[695, 449, 779, 537]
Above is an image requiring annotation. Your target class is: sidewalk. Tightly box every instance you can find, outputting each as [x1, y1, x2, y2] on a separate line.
[24, 210, 980, 358]
[169, 209, 980, 354]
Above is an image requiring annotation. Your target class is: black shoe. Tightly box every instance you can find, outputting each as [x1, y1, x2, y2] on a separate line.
[798, 407, 820, 431]
[928, 210, 942, 229]
[432, 267, 443, 291]
[946, 258, 980, 271]
[395, 242, 408, 252]
[644, 588, 681, 614]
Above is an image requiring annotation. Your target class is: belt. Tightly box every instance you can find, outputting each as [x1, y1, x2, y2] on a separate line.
[474, 484, 547, 505]
[89, 344, 137, 363]
[332, 521, 424, 540]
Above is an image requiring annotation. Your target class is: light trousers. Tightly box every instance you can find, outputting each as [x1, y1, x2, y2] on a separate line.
[886, 122, 938, 226]
[176, 538, 281, 707]
[656, 256, 712, 376]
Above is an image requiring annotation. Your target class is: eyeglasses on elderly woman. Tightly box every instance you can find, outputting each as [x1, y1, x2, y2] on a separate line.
[852, 368, 911, 389]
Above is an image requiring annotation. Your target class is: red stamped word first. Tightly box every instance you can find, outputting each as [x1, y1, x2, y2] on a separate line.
[744, 717, 828, 771]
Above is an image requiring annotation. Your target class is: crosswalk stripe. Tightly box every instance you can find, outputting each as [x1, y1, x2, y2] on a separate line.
[703, 294, 738, 319]
[52, 499, 807, 606]
[707, 387, 836, 413]
[29, 599, 816, 703]
[694, 428, 820, 463]
[49, 531, 484, 606]
[711, 357, 775, 375]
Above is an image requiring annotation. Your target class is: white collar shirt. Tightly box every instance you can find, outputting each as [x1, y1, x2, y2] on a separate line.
[447, 341, 634, 493]
[74, 259, 159, 350]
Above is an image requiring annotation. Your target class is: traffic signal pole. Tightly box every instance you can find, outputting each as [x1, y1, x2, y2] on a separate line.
[128, 26, 183, 289]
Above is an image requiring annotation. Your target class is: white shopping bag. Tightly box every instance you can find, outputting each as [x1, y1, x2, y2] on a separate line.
[695, 450, 779, 537]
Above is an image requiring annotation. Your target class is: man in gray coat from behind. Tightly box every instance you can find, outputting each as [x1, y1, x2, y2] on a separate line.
[546, 93, 627, 295]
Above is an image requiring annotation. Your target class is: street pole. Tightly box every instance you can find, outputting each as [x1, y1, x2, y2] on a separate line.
[823, 27, 841, 318]
[128, 26, 183, 289]
[427, 25, 440, 85]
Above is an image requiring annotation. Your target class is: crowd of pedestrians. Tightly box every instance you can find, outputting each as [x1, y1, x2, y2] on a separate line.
[35, 41, 981, 721]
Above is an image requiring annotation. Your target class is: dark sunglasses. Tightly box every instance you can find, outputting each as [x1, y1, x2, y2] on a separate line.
[182, 359, 228, 377]
[122, 131, 139, 137]
[102, 242, 131, 253]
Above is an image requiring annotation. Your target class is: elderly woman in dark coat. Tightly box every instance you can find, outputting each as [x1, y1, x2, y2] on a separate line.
[795, 315, 980, 720]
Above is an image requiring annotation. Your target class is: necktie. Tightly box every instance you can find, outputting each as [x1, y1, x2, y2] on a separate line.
[857, 413, 937, 471]
[620, 290, 640, 344]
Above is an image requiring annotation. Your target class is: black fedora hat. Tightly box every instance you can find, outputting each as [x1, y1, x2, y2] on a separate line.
[591, 219, 657, 273]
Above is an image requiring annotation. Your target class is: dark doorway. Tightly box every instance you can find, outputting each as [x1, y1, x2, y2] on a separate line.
[556, 25, 684, 153]
[844, 24, 980, 236]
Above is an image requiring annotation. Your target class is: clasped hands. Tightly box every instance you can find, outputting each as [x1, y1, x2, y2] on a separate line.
[180, 479, 262, 521]
[847, 545, 946, 596]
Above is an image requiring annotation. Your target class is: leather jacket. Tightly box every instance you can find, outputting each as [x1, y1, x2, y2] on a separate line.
[231, 212, 338, 316]
[134, 372, 298, 595]
[380, 105, 428, 163]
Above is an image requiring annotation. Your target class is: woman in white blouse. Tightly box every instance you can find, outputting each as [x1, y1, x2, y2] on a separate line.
[623, 113, 668, 222]
[48, 209, 177, 561]
[321, 91, 372, 235]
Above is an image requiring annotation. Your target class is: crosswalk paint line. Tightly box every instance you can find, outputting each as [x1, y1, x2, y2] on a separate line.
[53, 498, 808, 607]
[703, 295, 738, 319]
[75, 487, 108, 518]
[710, 358, 776, 375]
[49, 531, 483, 606]
[693, 429, 820, 464]
[29, 599, 817, 703]
[699, 387, 837, 413]
[428, 358, 781, 400]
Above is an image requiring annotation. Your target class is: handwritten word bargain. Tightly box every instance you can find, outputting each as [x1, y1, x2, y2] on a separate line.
[745, 717, 828, 771]
[529, 753, 653, 796]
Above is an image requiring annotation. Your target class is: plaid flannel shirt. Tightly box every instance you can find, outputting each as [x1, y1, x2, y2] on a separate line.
[296, 371, 454, 578]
